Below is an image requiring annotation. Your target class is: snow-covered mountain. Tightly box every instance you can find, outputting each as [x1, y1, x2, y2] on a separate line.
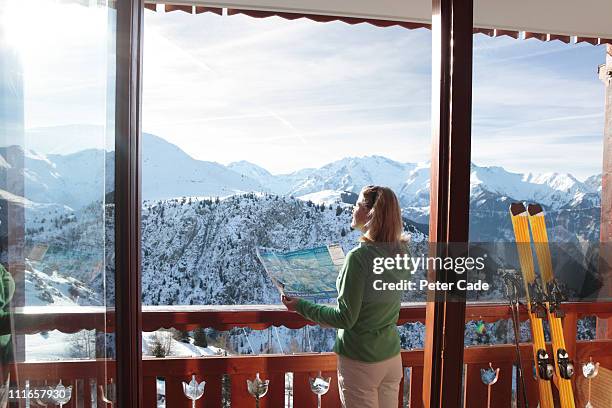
[25, 265, 102, 306]
[229, 157, 601, 217]
[585, 174, 602, 193]
[2, 130, 603, 245]
[229, 156, 414, 198]
[143, 134, 265, 201]
[470, 167, 596, 209]
[227, 160, 291, 194]
[1, 133, 265, 210]
[139, 193, 428, 305]
[4, 131, 601, 218]
[0, 145, 112, 210]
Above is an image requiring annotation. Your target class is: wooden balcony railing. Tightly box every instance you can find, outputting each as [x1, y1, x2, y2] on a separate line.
[12, 301, 612, 333]
[8, 301, 612, 407]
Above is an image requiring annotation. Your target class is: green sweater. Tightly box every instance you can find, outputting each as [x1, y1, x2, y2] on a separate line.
[0, 264, 14, 366]
[295, 243, 407, 362]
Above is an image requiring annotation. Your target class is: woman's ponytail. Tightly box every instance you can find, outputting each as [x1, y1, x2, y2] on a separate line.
[360, 185, 404, 244]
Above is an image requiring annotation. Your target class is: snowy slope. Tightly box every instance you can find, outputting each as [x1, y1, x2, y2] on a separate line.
[25, 329, 224, 361]
[297, 190, 358, 207]
[397, 163, 599, 211]
[142, 134, 265, 201]
[25, 124, 107, 155]
[140, 194, 363, 305]
[0, 145, 110, 211]
[584, 174, 602, 193]
[228, 160, 293, 194]
[472, 166, 594, 209]
[139, 193, 427, 306]
[4, 131, 602, 215]
[25, 266, 102, 306]
[142, 331, 223, 358]
[26, 330, 80, 361]
[283, 156, 416, 196]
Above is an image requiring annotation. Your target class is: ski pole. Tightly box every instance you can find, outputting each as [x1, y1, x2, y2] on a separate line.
[504, 273, 529, 408]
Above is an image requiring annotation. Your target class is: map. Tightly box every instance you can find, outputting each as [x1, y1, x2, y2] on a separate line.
[256, 244, 345, 301]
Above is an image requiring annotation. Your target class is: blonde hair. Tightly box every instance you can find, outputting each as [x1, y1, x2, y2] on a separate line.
[359, 185, 405, 243]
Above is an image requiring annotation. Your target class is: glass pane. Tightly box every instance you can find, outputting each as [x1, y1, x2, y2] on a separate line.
[140, 12, 432, 398]
[142, 10, 432, 405]
[466, 36, 608, 345]
[469, 35, 607, 304]
[0, 0, 116, 405]
[461, 36, 609, 408]
[470, 37, 604, 243]
[142, 10, 431, 309]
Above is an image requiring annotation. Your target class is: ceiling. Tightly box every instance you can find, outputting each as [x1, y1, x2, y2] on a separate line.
[149, 0, 612, 40]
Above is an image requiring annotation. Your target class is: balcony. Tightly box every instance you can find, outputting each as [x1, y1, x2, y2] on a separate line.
[9, 302, 612, 407]
[2, 0, 612, 407]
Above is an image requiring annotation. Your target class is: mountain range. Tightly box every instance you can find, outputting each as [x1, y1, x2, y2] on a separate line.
[2, 131, 601, 241]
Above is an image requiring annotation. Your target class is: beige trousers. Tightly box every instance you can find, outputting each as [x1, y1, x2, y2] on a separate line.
[337, 353, 403, 408]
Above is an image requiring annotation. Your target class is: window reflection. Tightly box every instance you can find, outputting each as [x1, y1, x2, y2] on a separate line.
[0, 0, 116, 403]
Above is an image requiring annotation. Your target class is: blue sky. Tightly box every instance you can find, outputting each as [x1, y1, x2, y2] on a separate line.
[1, 4, 607, 179]
[141, 11, 605, 179]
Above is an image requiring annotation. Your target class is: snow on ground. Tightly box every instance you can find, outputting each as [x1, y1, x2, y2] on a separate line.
[25, 330, 225, 361]
[297, 190, 346, 206]
[142, 331, 223, 358]
[26, 330, 76, 361]
[25, 266, 101, 306]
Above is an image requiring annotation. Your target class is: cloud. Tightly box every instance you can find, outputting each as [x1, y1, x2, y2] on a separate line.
[3, 5, 604, 180]
[2, 4, 112, 129]
[468, 35, 606, 178]
[143, 11, 605, 177]
[142, 11, 433, 173]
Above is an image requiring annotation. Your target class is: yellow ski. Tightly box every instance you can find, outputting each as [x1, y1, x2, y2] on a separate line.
[509, 203, 555, 408]
[527, 203, 575, 408]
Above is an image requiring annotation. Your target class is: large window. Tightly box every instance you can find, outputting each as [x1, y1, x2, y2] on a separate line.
[468, 34, 605, 304]
[0, 0, 116, 403]
[141, 9, 432, 360]
[470, 35, 603, 244]
[464, 33, 606, 354]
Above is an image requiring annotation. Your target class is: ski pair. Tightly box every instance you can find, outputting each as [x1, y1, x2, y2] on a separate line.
[509, 203, 575, 408]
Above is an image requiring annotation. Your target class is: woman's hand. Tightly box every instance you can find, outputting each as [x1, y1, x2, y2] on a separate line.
[282, 295, 333, 328]
[281, 295, 300, 311]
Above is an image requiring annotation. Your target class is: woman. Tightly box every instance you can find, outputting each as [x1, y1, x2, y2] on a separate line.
[282, 185, 407, 408]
